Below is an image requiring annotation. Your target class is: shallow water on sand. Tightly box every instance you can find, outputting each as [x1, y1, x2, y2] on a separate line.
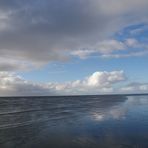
[0, 95, 148, 148]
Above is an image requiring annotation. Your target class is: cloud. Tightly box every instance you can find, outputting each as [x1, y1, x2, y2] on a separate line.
[0, 70, 126, 96]
[0, 57, 35, 71]
[71, 39, 126, 58]
[49, 70, 126, 95]
[101, 49, 148, 58]
[120, 82, 148, 93]
[72, 38, 148, 59]
[86, 71, 125, 87]
[0, 72, 55, 96]
[0, 0, 148, 70]
[125, 38, 139, 47]
[71, 49, 96, 59]
[129, 25, 148, 35]
[1, 70, 148, 96]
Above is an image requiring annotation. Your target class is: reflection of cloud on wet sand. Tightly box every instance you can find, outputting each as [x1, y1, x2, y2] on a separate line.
[76, 95, 148, 148]
[92, 95, 148, 122]
[110, 107, 128, 120]
[92, 107, 128, 121]
[126, 95, 148, 105]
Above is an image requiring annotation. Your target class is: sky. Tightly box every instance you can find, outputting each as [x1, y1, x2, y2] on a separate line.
[0, 0, 148, 96]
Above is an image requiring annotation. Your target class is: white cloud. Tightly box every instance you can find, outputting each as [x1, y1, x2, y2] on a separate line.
[101, 50, 148, 58]
[0, 72, 55, 96]
[86, 71, 125, 87]
[129, 25, 148, 35]
[71, 49, 95, 59]
[120, 83, 148, 93]
[96, 40, 125, 54]
[50, 71, 126, 95]
[125, 38, 139, 47]
[71, 39, 126, 59]
[0, 71, 126, 96]
[0, 71, 148, 96]
[71, 38, 148, 59]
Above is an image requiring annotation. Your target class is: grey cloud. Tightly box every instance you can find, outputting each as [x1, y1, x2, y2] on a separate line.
[0, 0, 109, 70]
[0, 0, 148, 70]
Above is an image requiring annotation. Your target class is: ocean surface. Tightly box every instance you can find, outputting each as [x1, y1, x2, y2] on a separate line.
[0, 95, 148, 148]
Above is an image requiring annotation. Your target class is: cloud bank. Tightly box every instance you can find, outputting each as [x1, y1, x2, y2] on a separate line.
[0, 71, 126, 96]
[1, 70, 147, 96]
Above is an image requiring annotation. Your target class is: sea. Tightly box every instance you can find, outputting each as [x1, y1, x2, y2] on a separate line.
[0, 94, 148, 148]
